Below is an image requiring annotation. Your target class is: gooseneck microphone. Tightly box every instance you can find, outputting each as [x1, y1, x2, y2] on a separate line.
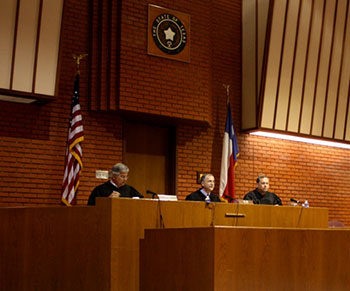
[147, 190, 164, 228]
[290, 198, 300, 204]
[146, 190, 158, 199]
[224, 194, 235, 203]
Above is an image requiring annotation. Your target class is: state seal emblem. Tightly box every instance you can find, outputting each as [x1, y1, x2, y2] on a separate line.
[148, 4, 190, 62]
[151, 13, 187, 55]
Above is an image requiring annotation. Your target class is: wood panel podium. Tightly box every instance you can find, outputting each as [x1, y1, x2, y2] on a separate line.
[0, 198, 329, 290]
[140, 227, 350, 291]
[102, 198, 328, 290]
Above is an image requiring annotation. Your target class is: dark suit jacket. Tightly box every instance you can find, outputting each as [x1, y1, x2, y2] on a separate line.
[186, 189, 221, 202]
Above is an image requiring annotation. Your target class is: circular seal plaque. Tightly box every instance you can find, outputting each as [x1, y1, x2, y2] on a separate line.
[152, 13, 187, 55]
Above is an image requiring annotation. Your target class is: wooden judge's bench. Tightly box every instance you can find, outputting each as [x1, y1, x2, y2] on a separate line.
[2, 198, 349, 291]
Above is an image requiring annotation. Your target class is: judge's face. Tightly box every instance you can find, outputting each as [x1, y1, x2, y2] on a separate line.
[201, 175, 215, 194]
[257, 177, 269, 194]
[112, 171, 129, 187]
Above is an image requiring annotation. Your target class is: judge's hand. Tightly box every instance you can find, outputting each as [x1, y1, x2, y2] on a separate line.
[110, 191, 120, 198]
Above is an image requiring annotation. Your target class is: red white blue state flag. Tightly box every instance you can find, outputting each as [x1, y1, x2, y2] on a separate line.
[219, 103, 239, 202]
[61, 74, 84, 206]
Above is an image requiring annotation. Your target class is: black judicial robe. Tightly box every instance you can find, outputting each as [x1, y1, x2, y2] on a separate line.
[243, 189, 282, 205]
[88, 181, 143, 205]
[185, 189, 222, 202]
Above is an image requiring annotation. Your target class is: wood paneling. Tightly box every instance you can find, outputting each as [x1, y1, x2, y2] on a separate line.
[0, 206, 111, 291]
[0, 0, 64, 99]
[0, 0, 17, 89]
[0, 198, 329, 291]
[334, 0, 350, 139]
[106, 198, 327, 290]
[35, 0, 63, 95]
[12, 0, 40, 92]
[242, 0, 258, 129]
[243, 0, 350, 144]
[274, 0, 300, 131]
[300, 0, 324, 134]
[140, 227, 350, 291]
[125, 122, 175, 196]
[287, 0, 312, 133]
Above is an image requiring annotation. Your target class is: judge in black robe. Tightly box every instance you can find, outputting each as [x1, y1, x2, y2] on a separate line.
[244, 189, 281, 205]
[186, 173, 221, 203]
[243, 175, 282, 205]
[88, 163, 143, 205]
[88, 181, 142, 205]
[186, 189, 221, 202]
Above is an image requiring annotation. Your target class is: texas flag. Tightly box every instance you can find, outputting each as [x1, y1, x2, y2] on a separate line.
[219, 103, 239, 202]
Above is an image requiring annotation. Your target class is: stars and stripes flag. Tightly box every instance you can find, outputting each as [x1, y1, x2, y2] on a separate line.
[61, 73, 84, 206]
[219, 102, 239, 202]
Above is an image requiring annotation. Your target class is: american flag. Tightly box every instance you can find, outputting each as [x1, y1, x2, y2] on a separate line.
[219, 102, 239, 202]
[61, 73, 84, 206]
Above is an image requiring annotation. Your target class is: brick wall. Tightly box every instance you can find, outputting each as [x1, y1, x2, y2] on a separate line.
[118, 0, 212, 123]
[0, 0, 349, 225]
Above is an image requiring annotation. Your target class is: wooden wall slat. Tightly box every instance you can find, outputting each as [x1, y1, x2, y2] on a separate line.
[333, 0, 350, 139]
[12, 0, 40, 92]
[272, 0, 290, 130]
[0, 0, 18, 89]
[257, 0, 270, 106]
[344, 81, 350, 140]
[260, 0, 287, 129]
[34, 0, 64, 95]
[300, 0, 324, 134]
[9, 0, 21, 91]
[310, 0, 327, 135]
[31, 0, 43, 93]
[298, 0, 316, 134]
[242, 0, 257, 129]
[311, 0, 337, 136]
[274, 0, 301, 131]
[287, 0, 313, 133]
[323, 0, 347, 138]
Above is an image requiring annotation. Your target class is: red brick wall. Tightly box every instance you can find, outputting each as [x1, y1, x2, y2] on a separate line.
[119, 0, 212, 123]
[0, 0, 349, 225]
[237, 134, 350, 224]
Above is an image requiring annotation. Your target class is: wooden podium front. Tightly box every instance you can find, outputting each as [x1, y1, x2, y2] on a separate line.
[0, 198, 328, 291]
[101, 198, 328, 290]
[140, 227, 350, 291]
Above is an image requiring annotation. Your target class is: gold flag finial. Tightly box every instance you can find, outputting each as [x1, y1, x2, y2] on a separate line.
[223, 84, 230, 104]
[72, 53, 88, 74]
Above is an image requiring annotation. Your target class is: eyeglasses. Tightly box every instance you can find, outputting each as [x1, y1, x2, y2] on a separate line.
[118, 174, 128, 179]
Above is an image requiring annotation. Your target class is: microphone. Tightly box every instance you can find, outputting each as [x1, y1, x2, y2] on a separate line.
[224, 194, 235, 203]
[146, 190, 158, 199]
[147, 190, 165, 228]
[290, 198, 300, 204]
